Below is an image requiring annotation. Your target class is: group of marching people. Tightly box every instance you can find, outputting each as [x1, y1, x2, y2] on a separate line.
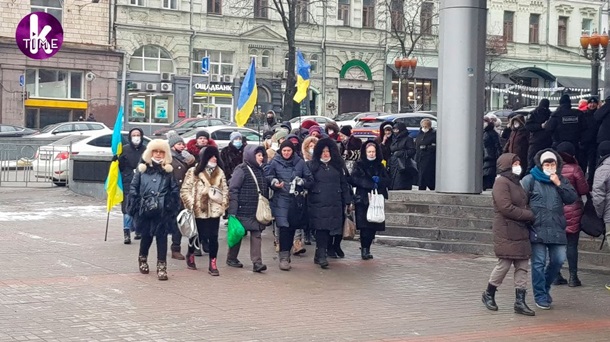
[117, 113, 391, 280]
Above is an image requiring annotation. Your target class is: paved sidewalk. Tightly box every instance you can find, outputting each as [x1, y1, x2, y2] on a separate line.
[0, 188, 609, 342]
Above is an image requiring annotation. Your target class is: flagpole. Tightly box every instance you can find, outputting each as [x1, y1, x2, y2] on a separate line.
[104, 211, 110, 241]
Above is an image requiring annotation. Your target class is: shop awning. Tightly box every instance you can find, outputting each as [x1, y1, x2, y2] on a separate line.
[555, 76, 591, 90]
[490, 72, 514, 85]
[387, 65, 437, 80]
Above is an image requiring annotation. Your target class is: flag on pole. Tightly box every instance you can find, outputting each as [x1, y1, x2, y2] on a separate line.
[105, 106, 124, 212]
[293, 50, 310, 103]
[235, 58, 258, 127]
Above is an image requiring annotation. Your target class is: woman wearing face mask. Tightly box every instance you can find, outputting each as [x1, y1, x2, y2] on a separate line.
[220, 131, 246, 182]
[415, 119, 437, 190]
[307, 138, 353, 268]
[375, 122, 394, 165]
[325, 122, 340, 141]
[119, 127, 145, 243]
[180, 146, 229, 276]
[502, 115, 529, 178]
[128, 139, 180, 281]
[482, 153, 536, 316]
[483, 116, 503, 190]
[300, 136, 319, 245]
[520, 149, 577, 310]
[264, 140, 313, 270]
[389, 122, 417, 190]
[267, 130, 288, 160]
[349, 141, 390, 260]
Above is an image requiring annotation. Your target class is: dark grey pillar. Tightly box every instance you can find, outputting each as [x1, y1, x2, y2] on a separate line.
[436, 0, 487, 194]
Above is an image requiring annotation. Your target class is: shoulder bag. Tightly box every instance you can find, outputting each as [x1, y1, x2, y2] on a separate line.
[202, 172, 224, 204]
[246, 165, 274, 225]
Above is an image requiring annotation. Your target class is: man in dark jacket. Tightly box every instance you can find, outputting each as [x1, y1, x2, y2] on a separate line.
[595, 96, 610, 144]
[545, 95, 586, 156]
[415, 118, 436, 190]
[220, 131, 246, 181]
[118, 127, 145, 244]
[521, 149, 577, 310]
[483, 117, 502, 190]
[579, 97, 599, 186]
[525, 99, 553, 171]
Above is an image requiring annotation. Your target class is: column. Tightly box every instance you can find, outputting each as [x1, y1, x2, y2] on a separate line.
[436, 0, 487, 194]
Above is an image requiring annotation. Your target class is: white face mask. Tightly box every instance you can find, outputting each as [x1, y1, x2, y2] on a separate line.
[513, 123, 521, 129]
[308, 148, 314, 155]
[422, 128, 429, 133]
[152, 158, 163, 164]
[271, 142, 279, 150]
[327, 130, 334, 135]
[207, 162, 217, 168]
[543, 168, 556, 176]
[320, 157, 331, 163]
[131, 137, 141, 145]
[512, 165, 522, 176]
[367, 156, 376, 161]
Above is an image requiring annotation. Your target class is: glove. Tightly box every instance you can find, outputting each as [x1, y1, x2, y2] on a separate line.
[294, 176, 304, 186]
[372, 176, 380, 183]
[112, 155, 119, 162]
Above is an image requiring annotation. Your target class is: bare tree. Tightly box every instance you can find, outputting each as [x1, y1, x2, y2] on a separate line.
[382, 0, 439, 59]
[485, 35, 511, 110]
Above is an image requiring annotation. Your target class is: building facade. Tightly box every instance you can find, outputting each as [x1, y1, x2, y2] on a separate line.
[0, 0, 121, 129]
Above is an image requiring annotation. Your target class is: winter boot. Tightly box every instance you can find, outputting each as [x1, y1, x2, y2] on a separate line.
[553, 272, 568, 285]
[134, 232, 142, 240]
[279, 251, 292, 271]
[123, 230, 131, 244]
[514, 288, 535, 316]
[292, 239, 306, 255]
[253, 262, 267, 273]
[361, 247, 373, 260]
[482, 283, 498, 311]
[186, 253, 197, 270]
[171, 246, 185, 260]
[226, 258, 244, 268]
[568, 272, 582, 287]
[208, 258, 219, 276]
[138, 256, 149, 274]
[314, 248, 329, 269]
[157, 261, 168, 281]
[304, 231, 312, 245]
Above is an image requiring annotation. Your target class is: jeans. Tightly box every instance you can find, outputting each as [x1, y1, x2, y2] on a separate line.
[531, 243, 567, 304]
[123, 214, 134, 231]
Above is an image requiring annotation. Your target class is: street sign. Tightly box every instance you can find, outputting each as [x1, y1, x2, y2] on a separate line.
[19, 74, 24, 87]
[201, 56, 210, 74]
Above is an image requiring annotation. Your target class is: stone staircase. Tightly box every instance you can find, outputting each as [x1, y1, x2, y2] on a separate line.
[377, 191, 610, 269]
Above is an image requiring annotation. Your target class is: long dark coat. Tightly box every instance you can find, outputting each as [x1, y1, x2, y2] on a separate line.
[503, 128, 529, 176]
[118, 128, 145, 214]
[483, 125, 502, 177]
[220, 140, 245, 181]
[349, 141, 390, 232]
[388, 129, 416, 190]
[415, 128, 436, 189]
[491, 154, 535, 259]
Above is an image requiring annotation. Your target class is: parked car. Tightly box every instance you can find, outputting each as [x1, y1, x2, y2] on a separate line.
[181, 126, 261, 150]
[31, 122, 111, 139]
[0, 124, 38, 137]
[152, 117, 235, 136]
[333, 112, 384, 128]
[352, 113, 437, 140]
[288, 115, 335, 129]
[32, 131, 151, 186]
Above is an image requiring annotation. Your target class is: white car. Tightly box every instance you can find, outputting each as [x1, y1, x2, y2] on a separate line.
[31, 121, 111, 139]
[288, 115, 335, 129]
[334, 112, 384, 129]
[181, 126, 262, 150]
[32, 131, 150, 185]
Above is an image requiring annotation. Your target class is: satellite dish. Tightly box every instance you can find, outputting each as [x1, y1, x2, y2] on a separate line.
[85, 72, 96, 81]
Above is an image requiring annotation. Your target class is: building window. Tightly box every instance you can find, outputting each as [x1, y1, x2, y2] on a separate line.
[362, 0, 375, 28]
[284, 52, 289, 71]
[25, 69, 84, 100]
[249, 48, 258, 66]
[208, 0, 222, 14]
[390, 0, 404, 32]
[296, 0, 309, 24]
[310, 53, 318, 73]
[582, 18, 593, 35]
[420, 1, 433, 35]
[558, 16, 568, 46]
[130, 0, 144, 5]
[162, 0, 177, 9]
[503, 11, 514, 42]
[338, 0, 350, 26]
[529, 14, 540, 44]
[31, 0, 63, 23]
[193, 50, 234, 76]
[129, 45, 175, 73]
[254, 0, 268, 18]
[261, 50, 271, 68]
[128, 94, 175, 124]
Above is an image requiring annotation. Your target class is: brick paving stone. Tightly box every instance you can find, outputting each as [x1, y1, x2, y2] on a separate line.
[0, 188, 609, 341]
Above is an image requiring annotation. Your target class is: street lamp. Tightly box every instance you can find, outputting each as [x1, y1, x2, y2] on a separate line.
[579, 30, 609, 96]
[394, 56, 417, 112]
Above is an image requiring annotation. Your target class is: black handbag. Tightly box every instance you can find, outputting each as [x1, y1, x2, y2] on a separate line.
[581, 197, 607, 249]
[287, 192, 307, 228]
[139, 194, 162, 219]
[397, 154, 418, 175]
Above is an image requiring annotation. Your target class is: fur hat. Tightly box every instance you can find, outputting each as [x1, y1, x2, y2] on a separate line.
[339, 125, 352, 137]
[196, 130, 210, 139]
[198, 145, 220, 168]
[229, 131, 242, 141]
[166, 130, 183, 148]
[138, 139, 173, 173]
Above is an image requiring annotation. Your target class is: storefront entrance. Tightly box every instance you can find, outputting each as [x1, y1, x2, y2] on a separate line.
[338, 89, 370, 114]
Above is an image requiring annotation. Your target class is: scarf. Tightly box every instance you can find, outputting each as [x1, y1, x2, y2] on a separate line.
[206, 166, 216, 175]
[530, 166, 552, 184]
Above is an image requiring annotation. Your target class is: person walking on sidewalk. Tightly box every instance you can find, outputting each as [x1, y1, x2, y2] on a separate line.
[128, 139, 180, 281]
[349, 141, 390, 260]
[482, 153, 536, 316]
[119, 128, 145, 244]
[592, 141, 610, 251]
[521, 149, 577, 310]
[226, 145, 270, 273]
[180, 146, 229, 276]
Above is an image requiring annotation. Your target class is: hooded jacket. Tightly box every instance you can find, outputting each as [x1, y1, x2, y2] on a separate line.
[556, 149, 589, 234]
[521, 149, 578, 244]
[301, 136, 319, 162]
[186, 137, 218, 157]
[592, 141, 610, 223]
[389, 122, 417, 189]
[119, 127, 145, 188]
[483, 123, 503, 177]
[375, 121, 394, 162]
[503, 115, 529, 175]
[492, 153, 536, 259]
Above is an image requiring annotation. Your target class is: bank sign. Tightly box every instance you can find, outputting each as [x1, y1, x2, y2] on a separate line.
[194, 83, 232, 92]
[15, 12, 63, 59]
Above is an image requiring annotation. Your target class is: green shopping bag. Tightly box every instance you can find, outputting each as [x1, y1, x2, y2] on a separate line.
[227, 215, 246, 248]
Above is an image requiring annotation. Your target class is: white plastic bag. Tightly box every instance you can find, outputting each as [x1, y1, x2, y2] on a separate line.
[366, 189, 385, 223]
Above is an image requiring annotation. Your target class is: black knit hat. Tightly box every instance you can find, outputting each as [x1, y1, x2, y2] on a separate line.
[196, 130, 210, 139]
[588, 97, 599, 104]
[559, 94, 571, 106]
[556, 142, 576, 157]
[599, 141, 610, 159]
[339, 125, 352, 137]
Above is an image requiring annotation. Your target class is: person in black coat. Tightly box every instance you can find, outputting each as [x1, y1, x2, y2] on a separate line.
[220, 131, 246, 181]
[525, 99, 553, 171]
[389, 122, 417, 190]
[415, 119, 436, 190]
[595, 95, 610, 144]
[349, 141, 390, 260]
[545, 94, 586, 155]
[374, 121, 393, 164]
[483, 116, 502, 190]
[339, 125, 363, 174]
[306, 138, 353, 269]
[579, 97, 600, 186]
[118, 127, 145, 243]
[128, 139, 180, 281]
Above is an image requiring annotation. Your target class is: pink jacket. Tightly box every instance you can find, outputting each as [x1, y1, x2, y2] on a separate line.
[560, 154, 589, 233]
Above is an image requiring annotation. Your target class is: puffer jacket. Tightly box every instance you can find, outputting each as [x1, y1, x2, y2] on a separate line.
[264, 153, 313, 227]
[559, 153, 589, 233]
[180, 167, 229, 219]
[520, 149, 578, 244]
[483, 125, 502, 177]
[492, 153, 536, 259]
[592, 154, 610, 223]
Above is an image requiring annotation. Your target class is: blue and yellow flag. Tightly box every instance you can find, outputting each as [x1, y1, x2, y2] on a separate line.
[293, 50, 310, 103]
[105, 106, 124, 212]
[235, 58, 258, 127]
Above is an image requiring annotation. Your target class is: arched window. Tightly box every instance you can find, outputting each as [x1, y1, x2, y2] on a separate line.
[310, 53, 319, 73]
[129, 45, 174, 73]
[248, 48, 258, 66]
[261, 50, 271, 68]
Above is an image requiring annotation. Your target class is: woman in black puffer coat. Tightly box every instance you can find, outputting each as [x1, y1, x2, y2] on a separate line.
[389, 122, 417, 190]
[349, 141, 390, 260]
[483, 117, 503, 190]
[307, 138, 353, 268]
[128, 139, 180, 281]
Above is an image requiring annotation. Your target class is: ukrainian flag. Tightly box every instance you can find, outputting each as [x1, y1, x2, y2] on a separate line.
[105, 106, 124, 212]
[235, 58, 258, 127]
[293, 50, 310, 103]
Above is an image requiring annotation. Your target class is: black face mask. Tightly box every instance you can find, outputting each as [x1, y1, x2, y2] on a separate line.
[266, 117, 274, 124]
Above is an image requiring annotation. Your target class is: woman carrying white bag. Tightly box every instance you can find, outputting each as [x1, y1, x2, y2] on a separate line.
[348, 141, 390, 260]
